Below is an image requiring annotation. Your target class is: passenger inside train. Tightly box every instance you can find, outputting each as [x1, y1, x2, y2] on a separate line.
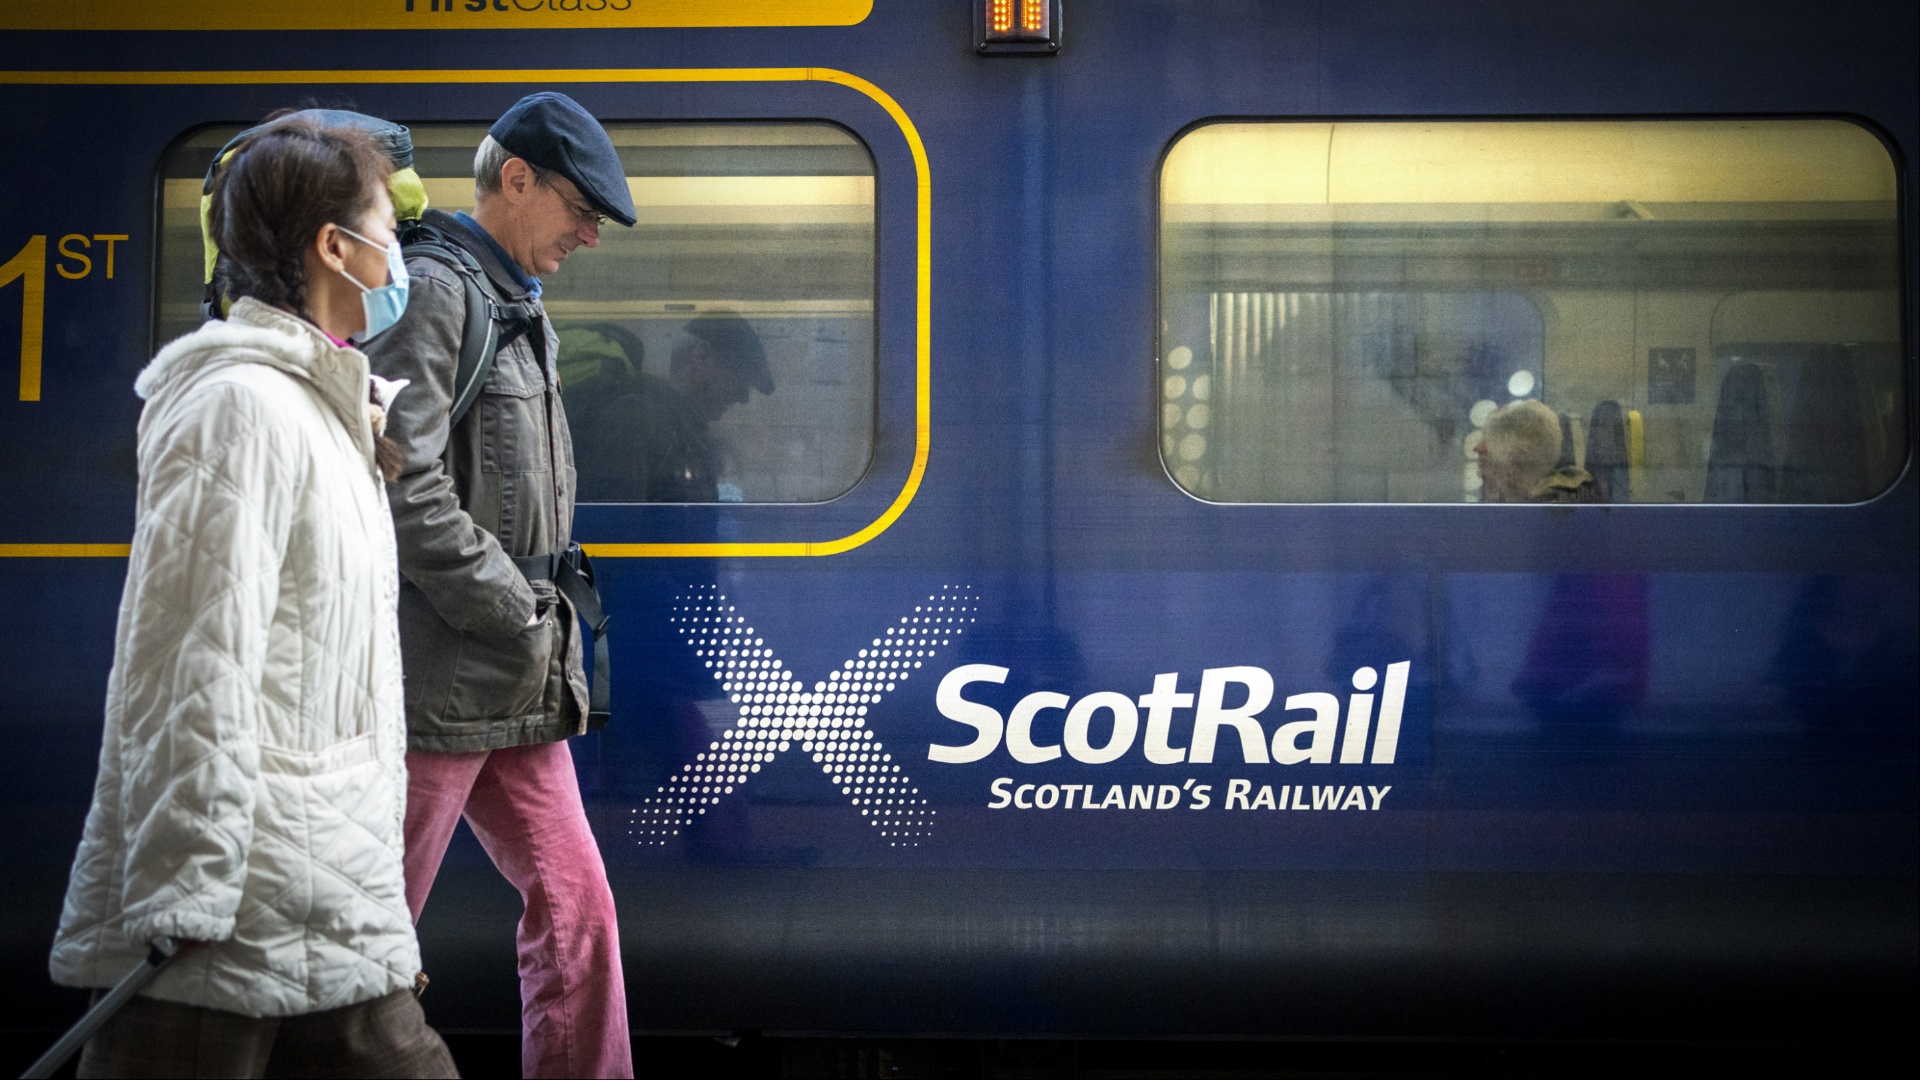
[1156, 120, 1904, 506]
[1475, 399, 1599, 504]
[570, 313, 773, 503]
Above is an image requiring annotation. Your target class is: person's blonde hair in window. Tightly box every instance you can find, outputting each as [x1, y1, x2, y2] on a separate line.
[1478, 399, 1599, 503]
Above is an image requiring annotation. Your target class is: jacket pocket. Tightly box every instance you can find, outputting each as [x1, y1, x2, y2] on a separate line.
[479, 345, 551, 477]
[258, 732, 376, 777]
[446, 580, 558, 722]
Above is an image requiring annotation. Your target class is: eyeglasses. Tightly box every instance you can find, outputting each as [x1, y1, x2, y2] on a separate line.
[538, 175, 608, 227]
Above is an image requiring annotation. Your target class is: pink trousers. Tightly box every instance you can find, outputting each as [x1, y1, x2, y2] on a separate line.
[404, 742, 633, 1079]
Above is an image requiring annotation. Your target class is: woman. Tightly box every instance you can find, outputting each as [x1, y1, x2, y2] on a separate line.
[48, 114, 455, 1078]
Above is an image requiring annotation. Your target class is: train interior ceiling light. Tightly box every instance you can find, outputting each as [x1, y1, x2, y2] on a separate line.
[978, 0, 1062, 54]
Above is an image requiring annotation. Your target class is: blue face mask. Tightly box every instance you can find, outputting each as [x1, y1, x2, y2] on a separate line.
[337, 225, 410, 341]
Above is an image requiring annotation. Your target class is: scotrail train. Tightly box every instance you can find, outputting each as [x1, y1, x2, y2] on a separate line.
[0, 0, 1913, 1058]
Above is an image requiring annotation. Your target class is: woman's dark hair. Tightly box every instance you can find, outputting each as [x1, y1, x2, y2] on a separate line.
[210, 111, 406, 481]
[207, 111, 391, 316]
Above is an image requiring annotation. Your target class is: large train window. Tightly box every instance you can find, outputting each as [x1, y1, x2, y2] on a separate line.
[1157, 120, 1904, 503]
[157, 121, 875, 504]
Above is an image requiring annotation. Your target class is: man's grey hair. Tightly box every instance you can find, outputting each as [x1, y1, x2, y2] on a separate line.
[1484, 399, 1563, 484]
[473, 135, 555, 197]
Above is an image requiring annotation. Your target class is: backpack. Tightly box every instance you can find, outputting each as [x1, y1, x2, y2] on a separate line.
[200, 110, 426, 321]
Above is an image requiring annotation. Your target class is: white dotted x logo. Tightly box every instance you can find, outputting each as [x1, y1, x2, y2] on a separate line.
[630, 585, 978, 848]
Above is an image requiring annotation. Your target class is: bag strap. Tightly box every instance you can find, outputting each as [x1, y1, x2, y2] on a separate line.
[398, 227, 497, 429]
[513, 544, 612, 728]
[447, 268, 499, 429]
[399, 219, 540, 429]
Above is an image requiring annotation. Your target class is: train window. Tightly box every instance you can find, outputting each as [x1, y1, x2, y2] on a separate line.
[157, 121, 875, 504]
[1158, 120, 1904, 503]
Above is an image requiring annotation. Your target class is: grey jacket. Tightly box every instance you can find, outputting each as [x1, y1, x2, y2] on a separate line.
[362, 212, 587, 751]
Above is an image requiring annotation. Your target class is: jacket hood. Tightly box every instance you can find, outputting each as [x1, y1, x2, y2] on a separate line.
[135, 297, 375, 465]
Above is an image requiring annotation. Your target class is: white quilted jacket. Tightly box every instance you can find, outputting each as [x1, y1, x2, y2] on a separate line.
[50, 299, 419, 1017]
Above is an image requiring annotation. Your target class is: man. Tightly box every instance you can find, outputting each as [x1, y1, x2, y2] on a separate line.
[1476, 398, 1600, 504]
[556, 322, 646, 449]
[572, 313, 771, 502]
[362, 92, 636, 1079]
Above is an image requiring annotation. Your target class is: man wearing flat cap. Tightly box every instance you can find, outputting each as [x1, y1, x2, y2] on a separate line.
[362, 91, 635, 1079]
[573, 311, 773, 503]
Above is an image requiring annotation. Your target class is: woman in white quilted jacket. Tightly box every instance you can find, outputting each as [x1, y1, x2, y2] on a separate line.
[48, 114, 457, 1078]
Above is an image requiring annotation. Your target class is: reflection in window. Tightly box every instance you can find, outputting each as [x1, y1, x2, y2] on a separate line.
[1158, 120, 1903, 503]
[156, 121, 875, 504]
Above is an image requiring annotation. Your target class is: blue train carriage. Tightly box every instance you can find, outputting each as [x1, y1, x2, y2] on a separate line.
[0, 0, 1913, 1050]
